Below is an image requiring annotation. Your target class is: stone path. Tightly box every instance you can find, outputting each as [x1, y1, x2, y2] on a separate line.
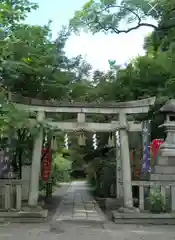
[43, 182, 70, 221]
[51, 181, 105, 225]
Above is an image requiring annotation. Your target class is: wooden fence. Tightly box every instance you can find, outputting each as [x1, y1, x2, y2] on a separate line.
[132, 181, 175, 211]
[0, 180, 22, 211]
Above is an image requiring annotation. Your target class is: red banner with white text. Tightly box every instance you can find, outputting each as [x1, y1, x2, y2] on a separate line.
[42, 148, 52, 182]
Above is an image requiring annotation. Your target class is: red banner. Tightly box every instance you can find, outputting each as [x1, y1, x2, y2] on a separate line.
[150, 139, 164, 160]
[42, 148, 52, 182]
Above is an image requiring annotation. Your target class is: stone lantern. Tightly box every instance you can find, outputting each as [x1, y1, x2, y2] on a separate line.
[151, 100, 175, 211]
[159, 100, 175, 160]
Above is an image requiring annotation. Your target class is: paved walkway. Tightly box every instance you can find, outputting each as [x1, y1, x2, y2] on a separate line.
[51, 181, 105, 225]
[43, 182, 70, 221]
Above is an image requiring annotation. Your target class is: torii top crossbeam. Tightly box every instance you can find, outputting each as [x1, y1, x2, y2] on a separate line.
[11, 93, 156, 114]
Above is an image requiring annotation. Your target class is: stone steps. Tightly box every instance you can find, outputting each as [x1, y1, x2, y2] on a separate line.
[112, 211, 175, 225]
[0, 210, 48, 223]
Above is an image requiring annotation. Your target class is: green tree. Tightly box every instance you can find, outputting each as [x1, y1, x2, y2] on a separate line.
[0, 0, 38, 26]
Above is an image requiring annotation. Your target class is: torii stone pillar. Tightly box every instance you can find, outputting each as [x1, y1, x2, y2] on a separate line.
[28, 111, 45, 207]
[119, 112, 133, 208]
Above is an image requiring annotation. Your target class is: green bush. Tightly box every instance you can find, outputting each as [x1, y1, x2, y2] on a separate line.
[39, 153, 72, 194]
[54, 154, 72, 182]
[86, 156, 116, 198]
[148, 188, 165, 213]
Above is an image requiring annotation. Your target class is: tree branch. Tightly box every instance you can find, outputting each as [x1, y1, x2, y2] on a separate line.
[81, 3, 175, 34]
[94, 4, 158, 33]
[96, 20, 157, 34]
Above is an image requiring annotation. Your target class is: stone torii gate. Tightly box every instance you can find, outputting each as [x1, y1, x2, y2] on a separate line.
[12, 95, 155, 209]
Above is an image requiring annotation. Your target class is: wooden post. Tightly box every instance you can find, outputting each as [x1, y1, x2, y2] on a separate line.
[4, 185, 11, 210]
[139, 185, 144, 210]
[16, 184, 22, 210]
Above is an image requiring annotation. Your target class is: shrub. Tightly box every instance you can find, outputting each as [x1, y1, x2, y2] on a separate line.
[54, 154, 72, 182]
[86, 156, 116, 198]
[148, 188, 165, 213]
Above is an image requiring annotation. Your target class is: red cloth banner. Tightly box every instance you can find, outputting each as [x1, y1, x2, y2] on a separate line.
[150, 139, 164, 160]
[42, 148, 52, 182]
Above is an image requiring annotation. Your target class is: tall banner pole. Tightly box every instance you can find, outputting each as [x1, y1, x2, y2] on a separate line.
[142, 120, 151, 173]
[116, 130, 123, 199]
